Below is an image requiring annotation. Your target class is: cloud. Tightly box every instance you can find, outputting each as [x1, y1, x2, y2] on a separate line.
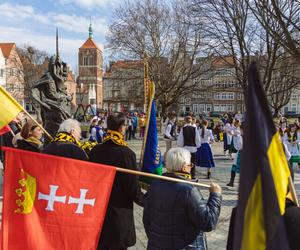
[59, 0, 121, 9]
[0, 3, 108, 36]
[49, 13, 108, 37]
[0, 26, 104, 70]
[0, 3, 50, 24]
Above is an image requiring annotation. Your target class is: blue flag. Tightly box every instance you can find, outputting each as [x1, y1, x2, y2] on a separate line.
[141, 83, 162, 183]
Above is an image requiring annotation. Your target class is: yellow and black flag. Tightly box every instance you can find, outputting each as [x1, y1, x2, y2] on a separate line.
[233, 62, 292, 250]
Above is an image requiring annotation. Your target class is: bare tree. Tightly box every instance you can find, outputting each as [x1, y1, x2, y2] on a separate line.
[188, 0, 258, 95]
[189, 0, 299, 116]
[17, 46, 49, 117]
[250, 0, 300, 62]
[268, 56, 300, 116]
[107, 0, 209, 115]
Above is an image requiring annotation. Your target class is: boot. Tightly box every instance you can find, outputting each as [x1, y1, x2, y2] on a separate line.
[207, 171, 211, 179]
[191, 166, 198, 182]
[227, 171, 236, 187]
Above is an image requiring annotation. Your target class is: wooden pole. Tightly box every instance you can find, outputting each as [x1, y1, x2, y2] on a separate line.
[288, 176, 299, 206]
[115, 166, 210, 188]
[22, 109, 53, 140]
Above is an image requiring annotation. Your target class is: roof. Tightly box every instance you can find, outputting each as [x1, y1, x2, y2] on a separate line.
[80, 38, 100, 50]
[211, 56, 235, 68]
[111, 60, 144, 69]
[0, 43, 15, 59]
[67, 71, 75, 81]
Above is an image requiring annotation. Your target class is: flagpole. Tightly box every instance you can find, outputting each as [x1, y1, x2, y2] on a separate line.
[116, 166, 210, 188]
[288, 176, 299, 206]
[139, 53, 152, 168]
[22, 109, 53, 140]
[0, 86, 53, 140]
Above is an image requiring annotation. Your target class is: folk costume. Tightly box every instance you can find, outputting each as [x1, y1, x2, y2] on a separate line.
[177, 124, 201, 179]
[163, 120, 177, 163]
[89, 130, 144, 250]
[223, 122, 233, 153]
[89, 125, 104, 143]
[283, 131, 300, 164]
[227, 132, 243, 187]
[196, 128, 215, 168]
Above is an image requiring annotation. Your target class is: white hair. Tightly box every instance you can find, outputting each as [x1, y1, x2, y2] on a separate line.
[58, 119, 81, 133]
[166, 147, 191, 172]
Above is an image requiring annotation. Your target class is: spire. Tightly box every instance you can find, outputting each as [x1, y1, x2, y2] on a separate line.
[89, 17, 93, 39]
[56, 27, 59, 58]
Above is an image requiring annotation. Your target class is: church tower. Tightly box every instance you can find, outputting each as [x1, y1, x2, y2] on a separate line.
[78, 21, 103, 110]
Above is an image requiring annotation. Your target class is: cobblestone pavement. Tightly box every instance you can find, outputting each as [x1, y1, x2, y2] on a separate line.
[0, 137, 299, 250]
[127, 136, 300, 250]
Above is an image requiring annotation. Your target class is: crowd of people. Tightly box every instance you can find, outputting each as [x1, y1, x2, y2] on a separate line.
[1, 110, 299, 249]
[163, 111, 300, 186]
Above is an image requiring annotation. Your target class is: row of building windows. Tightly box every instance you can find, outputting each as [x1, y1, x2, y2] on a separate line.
[0, 68, 22, 77]
[214, 92, 235, 100]
[180, 103, 245, 114]
[213, 104, 235, 112]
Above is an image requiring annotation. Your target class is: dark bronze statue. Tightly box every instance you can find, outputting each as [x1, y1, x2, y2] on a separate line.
[31, 30, 71, 137]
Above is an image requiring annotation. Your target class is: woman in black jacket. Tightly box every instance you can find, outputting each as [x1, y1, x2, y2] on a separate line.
[17, 119, 43, 152]
[143, 147, 222, 250]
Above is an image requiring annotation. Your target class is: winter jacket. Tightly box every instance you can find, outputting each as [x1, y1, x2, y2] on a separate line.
[143, 173, 222, 250]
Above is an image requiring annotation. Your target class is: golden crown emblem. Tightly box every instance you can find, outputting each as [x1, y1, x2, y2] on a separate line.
[14, 169, 37, 214]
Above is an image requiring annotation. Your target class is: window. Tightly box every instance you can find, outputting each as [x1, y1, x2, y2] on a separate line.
[291, 103, 297, 112]
[292, 94, 298, 99]
[214, 105, 220, 111]
[83, 56, 88, 66]
[228, 104, 234, 112]
[228, 93, 234, 100]
[237, 93, 244, 100]
[193, 104, 199, 114]
[0, 69, 3, 77]
[185, 98, 191, 105]
[199, 104, 205, 112]
[206, 104, 212, 112]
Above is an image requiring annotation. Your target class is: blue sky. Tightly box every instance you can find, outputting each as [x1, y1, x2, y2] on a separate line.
[0, 0, 122, 71]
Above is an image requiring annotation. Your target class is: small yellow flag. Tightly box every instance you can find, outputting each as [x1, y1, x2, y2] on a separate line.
[0, 86, 23, 130]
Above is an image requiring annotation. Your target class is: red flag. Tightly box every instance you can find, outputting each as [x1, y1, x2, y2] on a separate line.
[0, 126, 11, 136]
[1, 147, 116, 250]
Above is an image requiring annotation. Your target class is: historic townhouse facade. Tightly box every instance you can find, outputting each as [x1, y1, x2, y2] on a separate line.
[179, 56, 244, 116]
[103, 60, 144, 113]
[0, 43, 24, 105]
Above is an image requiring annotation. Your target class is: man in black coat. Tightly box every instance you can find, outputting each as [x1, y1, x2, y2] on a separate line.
[90, 113, 144, 250]
[42, 119, 88, 161]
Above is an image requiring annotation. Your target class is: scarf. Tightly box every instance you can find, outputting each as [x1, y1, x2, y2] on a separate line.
[26, 136, 42, 147]
[52, 132, 97, 156]
[174, 171, 191, 180]
[102, 130, 127, 146]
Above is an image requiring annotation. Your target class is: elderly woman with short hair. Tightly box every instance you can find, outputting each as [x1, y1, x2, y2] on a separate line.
[143, 147, 222, 250]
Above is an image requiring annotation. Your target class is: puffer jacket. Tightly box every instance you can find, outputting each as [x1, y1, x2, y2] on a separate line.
[143, 173, 222, 250]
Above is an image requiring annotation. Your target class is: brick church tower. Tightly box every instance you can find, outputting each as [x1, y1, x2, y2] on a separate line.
[78, 22, 103, 110]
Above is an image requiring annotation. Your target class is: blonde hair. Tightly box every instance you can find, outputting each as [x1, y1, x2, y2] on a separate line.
[166, 148, 191, 172]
